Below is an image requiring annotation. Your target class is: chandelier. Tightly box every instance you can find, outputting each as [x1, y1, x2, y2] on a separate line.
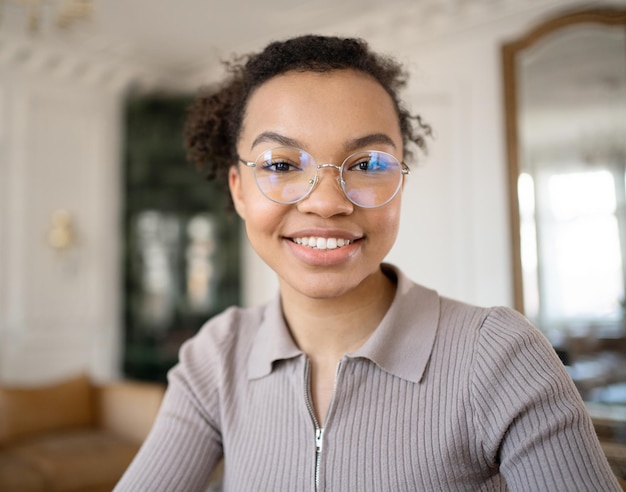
[0, 0, 92, 34]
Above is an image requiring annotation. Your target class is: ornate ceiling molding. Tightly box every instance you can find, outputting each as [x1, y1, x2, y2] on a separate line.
[183, 0, 598, 88]
[0, 34, 183, 93]
[325, 0, 607, 51]
[1, 0, 623, 93]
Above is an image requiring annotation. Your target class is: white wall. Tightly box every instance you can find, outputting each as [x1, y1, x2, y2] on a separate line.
[0, 64, 126, 384]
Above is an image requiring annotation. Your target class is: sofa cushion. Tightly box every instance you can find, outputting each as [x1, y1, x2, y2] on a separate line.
[0, 453, 47, 492]
[0, 374, 94, 446]
[96, 381, 165, 444]
[8, 429, 139, 491]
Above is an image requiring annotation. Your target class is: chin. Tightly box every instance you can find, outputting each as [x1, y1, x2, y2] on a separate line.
[280, 267, 372, 300]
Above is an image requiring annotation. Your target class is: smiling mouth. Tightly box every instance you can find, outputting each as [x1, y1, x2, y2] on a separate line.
[291, 237, 354, 250]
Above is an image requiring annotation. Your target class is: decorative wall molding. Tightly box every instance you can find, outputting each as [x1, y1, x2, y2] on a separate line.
[0, 34, 183, 93]
[184, 0, 624, 90]
[325, 0, 617, 52]
[3, 0, 623, 94]
[0, 54, 125, 383]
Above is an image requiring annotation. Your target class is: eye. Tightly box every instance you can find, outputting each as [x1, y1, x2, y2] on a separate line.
[347, 154, 390, 172]
[261, 159, 301, 173]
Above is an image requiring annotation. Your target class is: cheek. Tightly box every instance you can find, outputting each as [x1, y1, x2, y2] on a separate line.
[232, 164, 288, 241]
[380, 199, 402, 231]
[371, 200, 403, 249]
[240, 192, 286, 239]
[232, 170, 264, 217]
[241, 202, 289, 268]
[384, 215, 401, 244]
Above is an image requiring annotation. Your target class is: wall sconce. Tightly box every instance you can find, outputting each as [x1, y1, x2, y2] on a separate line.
[0, 0, 93, 34]
[47, 209, 76, 252]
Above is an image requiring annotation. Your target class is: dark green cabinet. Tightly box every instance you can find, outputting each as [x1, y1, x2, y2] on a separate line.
[122, 95, 240, 382]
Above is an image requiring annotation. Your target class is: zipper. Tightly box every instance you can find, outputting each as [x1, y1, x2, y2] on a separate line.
[304, 359, 323, 492]
[304, 358, 344, 492]
[314, 427, 325, 491]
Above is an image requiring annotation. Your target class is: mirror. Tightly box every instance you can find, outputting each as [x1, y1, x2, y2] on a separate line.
[503, 8, 626, 413]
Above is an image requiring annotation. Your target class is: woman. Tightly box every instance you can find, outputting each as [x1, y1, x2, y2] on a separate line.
[115, 35, 620, 491]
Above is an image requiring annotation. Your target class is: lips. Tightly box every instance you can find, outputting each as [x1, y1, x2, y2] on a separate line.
[292, 237, 353, 250]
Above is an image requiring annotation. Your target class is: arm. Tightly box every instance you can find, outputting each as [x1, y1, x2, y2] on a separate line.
[471, 307, 621, 491]
[114, 338, 224, 492]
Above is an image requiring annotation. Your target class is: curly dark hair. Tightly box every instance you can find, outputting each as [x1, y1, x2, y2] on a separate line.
[184, 34, 431, 184]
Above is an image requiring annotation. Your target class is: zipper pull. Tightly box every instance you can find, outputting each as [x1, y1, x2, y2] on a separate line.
[316, 427, 324, 453]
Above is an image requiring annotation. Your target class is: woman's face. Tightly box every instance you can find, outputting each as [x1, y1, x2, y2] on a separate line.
[230, 69, 405, 300]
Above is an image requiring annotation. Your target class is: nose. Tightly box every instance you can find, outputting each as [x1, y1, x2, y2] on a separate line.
[296, 164, 354, 217]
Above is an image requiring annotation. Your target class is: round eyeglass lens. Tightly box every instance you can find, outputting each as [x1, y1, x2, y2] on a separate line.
[341, 151, 404, 208]
[253, 147, 317, 204]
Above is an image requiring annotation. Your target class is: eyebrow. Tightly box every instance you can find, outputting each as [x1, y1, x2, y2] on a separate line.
[251, 131, 398, 153]
[344, 133, 397, 153]
[251, 132, 305, 150]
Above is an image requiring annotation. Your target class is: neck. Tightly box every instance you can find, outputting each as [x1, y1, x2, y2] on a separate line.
[280, 267, 396, 362]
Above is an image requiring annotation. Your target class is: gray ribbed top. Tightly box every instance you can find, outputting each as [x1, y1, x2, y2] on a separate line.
[115, 265, 620, 491]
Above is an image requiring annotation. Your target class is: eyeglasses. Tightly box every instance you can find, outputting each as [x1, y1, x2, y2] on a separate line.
[238, 147, 410, 208]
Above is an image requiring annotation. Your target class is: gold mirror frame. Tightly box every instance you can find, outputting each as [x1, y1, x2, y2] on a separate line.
[503, 7, 626, 314]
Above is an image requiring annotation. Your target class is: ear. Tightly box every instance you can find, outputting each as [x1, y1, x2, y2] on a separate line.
[228, 165, 246, 220]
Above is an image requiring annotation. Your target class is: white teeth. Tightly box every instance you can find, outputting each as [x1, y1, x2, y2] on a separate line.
[293, 236, 353, 250]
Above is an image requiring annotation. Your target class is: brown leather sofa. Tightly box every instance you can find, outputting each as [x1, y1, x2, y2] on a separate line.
[0, 374, 165, 492]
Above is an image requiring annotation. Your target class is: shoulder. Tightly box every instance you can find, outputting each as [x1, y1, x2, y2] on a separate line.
[178, 304, 266, 364]
[427, 290, 555, 374]
[476, 305, 553, 354]
[197, 304, 266, 345]
[468, 305, 570, 393]
[389, 264, 538, 353]
[166, 303, 269, 391]
[437, 294, 545, 346]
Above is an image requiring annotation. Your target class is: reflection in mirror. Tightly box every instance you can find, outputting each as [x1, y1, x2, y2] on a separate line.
[504, 9, 626, 470]
[517, 20, 626, 342]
